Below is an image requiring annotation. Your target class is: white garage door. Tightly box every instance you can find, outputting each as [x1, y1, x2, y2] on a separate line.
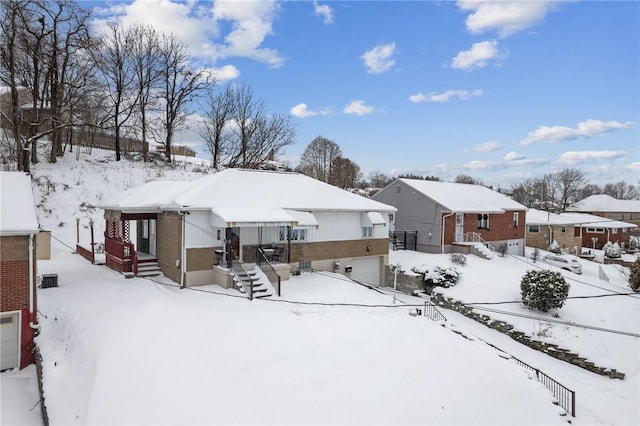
[349, 257, 381, 286]
[507, 239, 523, 256]
[1, 313, 20, 371]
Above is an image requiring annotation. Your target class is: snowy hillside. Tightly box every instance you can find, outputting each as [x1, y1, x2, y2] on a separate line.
[2, 145, 637, 424]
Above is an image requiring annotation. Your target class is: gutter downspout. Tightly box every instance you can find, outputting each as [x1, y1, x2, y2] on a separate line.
[442, 212, 454, 254]
[29, 233, 39, 330]
[181, 213, 186, 288]
[548, 225, 553, 247]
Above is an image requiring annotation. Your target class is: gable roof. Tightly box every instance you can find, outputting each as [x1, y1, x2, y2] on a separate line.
[100, 169, 396, 214]
[526, 208, 637, 229]
[398, 179, 527, 213]
[0, 172, 39, 236]
[566, 194, 640, 213]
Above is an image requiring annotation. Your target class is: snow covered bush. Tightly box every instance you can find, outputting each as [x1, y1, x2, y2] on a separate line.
[449, 253, 467, 266]
[548, 240, 560, 253]
[497, 243, 508, 257]
[520, 270, 569, 312]
[605, 242, 622, 258]
[412, 265, 461, 288]
[531, 247, 540, 263]
[629, 259, 640, 292]
[629, 236, 639, 252]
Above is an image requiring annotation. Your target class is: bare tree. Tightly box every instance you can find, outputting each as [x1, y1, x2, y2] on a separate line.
[297, 136, 342, 182]
[152, 33, 210, 162]
[199, 84, 234, 170]
[551, 168, 588, 211]
[368, 171, 393, 188]
[602, 181, 640, 200]
[454, 174, 484, 185]
[329, 156, 361, 189]
[227, 82, 264, 167]
[92, 22, 139, 161]
[131, 24, 161, 161]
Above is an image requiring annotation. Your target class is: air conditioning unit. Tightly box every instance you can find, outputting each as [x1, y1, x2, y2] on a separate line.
[41, 274, 58, 288]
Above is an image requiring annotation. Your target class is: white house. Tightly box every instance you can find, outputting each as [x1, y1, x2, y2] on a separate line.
[99, 169, 396, 289]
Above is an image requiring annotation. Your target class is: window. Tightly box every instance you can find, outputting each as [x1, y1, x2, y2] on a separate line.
[362, 226, 373, 238]
[477, 214, 489, 229]
[278, 226, 287, 241]
[561, 226, 567, 233]
[612, 228, 618, 234]
[299, 261, 311, 271]
[216, 229, 221, 240]
[528, 225, 540, 233]
[586, 227, 604, 233]
[289, 228, 307, 241]
[513, 212, 519, 228]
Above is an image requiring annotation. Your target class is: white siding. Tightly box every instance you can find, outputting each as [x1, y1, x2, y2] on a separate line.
[185, 211, 221, 248]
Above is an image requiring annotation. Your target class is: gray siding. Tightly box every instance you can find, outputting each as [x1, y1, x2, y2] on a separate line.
[373, 180, 444, 251]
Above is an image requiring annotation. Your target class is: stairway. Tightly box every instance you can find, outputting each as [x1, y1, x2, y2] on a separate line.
[470, 242, 493, 260]
[136, 261, 162, 278]
[233, 263, 274, 298]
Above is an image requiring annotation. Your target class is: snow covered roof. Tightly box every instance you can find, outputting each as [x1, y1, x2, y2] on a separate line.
[526, 208, 637, 229]
[0, 172, 40, 236]
[567, 194, 640, 213]
[398, 179, 526, 213]
[100, 169, 396, 218]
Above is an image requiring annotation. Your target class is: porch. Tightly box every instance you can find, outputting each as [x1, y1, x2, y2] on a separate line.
[103, 211, 160, 277]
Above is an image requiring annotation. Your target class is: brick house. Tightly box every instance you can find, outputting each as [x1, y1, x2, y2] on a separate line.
[567, 194, 640, 229]
[372, 179, 527, 256]
[99, 169, 396, 288]
[526, 208, 638, 252]
[1, 172, 40, 370]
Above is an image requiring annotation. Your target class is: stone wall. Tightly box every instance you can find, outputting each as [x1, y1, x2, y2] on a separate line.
[430, 292, 625, 380]
[382, 267, 424, 294]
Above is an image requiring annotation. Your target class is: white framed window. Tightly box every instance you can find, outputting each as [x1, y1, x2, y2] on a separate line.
[288, 228, 307, 241]
[561, 226, 567, 233]
[278, 226, 287, 241]
[586, 227, 605, 233]
[477, 214, 489, 229]
[528, 225, 540, 233]
[612, 228, 618, 234]
[513, 212, 519, 228]
[362, 226, 373, 238]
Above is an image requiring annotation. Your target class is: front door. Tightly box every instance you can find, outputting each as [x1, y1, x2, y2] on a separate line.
[455, 213, 464, 242]
[226, 227, 240, 264]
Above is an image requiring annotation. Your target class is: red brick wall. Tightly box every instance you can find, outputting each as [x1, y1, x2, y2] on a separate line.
[1, 235, 37, 369]
[443, 211, 525, 245]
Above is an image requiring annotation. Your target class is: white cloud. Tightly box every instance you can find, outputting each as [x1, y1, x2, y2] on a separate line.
[504, 151, 524, 161]
[463, 160, 498, 170]
[520, 119, 636, 146]
[290, 103, 317, 118]
[557, 150, 627, 165]
[93, 0, 284, 68]
[626, 162, 640, 171]
[361, 43, 397, 74]
[474, 141, 500, 152]
[343, 100, 376, 116]
[409, 89, 483, 103]
[451, 41, 506, 71]
[457, 1, 560, 38]
[211, 64, 240, 81]
[314, 1, 334, 25]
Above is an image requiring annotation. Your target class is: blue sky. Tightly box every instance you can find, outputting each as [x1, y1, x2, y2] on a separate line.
[90, 0, 639, 188]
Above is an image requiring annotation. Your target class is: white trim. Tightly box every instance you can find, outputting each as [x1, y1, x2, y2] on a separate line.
[0, 310, 21, 370]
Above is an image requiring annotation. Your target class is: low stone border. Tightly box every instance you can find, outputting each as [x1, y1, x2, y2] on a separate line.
[431, 293, 625, 380]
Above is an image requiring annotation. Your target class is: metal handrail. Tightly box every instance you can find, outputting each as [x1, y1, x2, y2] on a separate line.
[228, 250, 255, 300]
[256, 248, 281, 297]
[421, 300, 447, 322]
[463, 232, 496, 251]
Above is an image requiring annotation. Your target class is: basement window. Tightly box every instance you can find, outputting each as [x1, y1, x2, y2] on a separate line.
[528, 225, 540, 233]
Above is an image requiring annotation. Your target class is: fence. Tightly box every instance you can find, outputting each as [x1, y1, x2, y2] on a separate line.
[511, 355, 576, 417]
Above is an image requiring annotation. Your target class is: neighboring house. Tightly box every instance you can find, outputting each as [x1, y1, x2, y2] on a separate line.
[372, 179, 527, 256]
[0, 172, 39, 371]
[567, 194, 640, 228]
[99, 169, 396, 287]
[526, 208, 638, 252]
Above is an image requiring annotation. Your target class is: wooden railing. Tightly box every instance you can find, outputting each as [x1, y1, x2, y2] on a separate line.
[104, 239, 136, 274]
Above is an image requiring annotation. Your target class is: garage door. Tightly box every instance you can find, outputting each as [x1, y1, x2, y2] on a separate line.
[507, 239, 524, 256]
[1, 313, 19, 371]
[349, 256, 381, 286]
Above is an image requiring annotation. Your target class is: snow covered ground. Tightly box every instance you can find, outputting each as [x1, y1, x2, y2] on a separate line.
[5, 144, 637, 425]
[0, 365, 43, 426]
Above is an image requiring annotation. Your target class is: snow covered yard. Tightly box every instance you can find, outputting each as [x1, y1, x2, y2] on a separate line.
[32, 241, 571, 425]
[0, 365, 43, 426]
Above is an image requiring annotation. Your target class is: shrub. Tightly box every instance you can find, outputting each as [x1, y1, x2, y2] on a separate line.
[531, 247, 540, 263]
[605, 242, 622, 259]
[497, 243, 508, 257]
[449, 253, 467, 266]
[629, 259, 640, 292]
[548, 240, 560, 254]
[412, 265, 461, 288]
[520, 269, 570, 312]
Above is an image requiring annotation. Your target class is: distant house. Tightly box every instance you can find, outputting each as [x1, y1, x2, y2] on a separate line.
[0, 172, 39, 371]
[99, 169, 396, 288]
[567, 195, 640, 228]
[372, 179, 527, 257]
[526, 208, 638, 252]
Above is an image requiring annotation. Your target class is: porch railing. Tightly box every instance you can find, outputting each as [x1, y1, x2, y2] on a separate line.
[463, 232, 496, 251]
[104, 239, 137, 274]
[228, 250, 255, 300]
[421, 300, 447, 322]
[256, 248, 281, 297]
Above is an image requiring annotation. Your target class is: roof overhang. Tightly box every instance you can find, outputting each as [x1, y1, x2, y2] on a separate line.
[210, 207, 298, 228]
